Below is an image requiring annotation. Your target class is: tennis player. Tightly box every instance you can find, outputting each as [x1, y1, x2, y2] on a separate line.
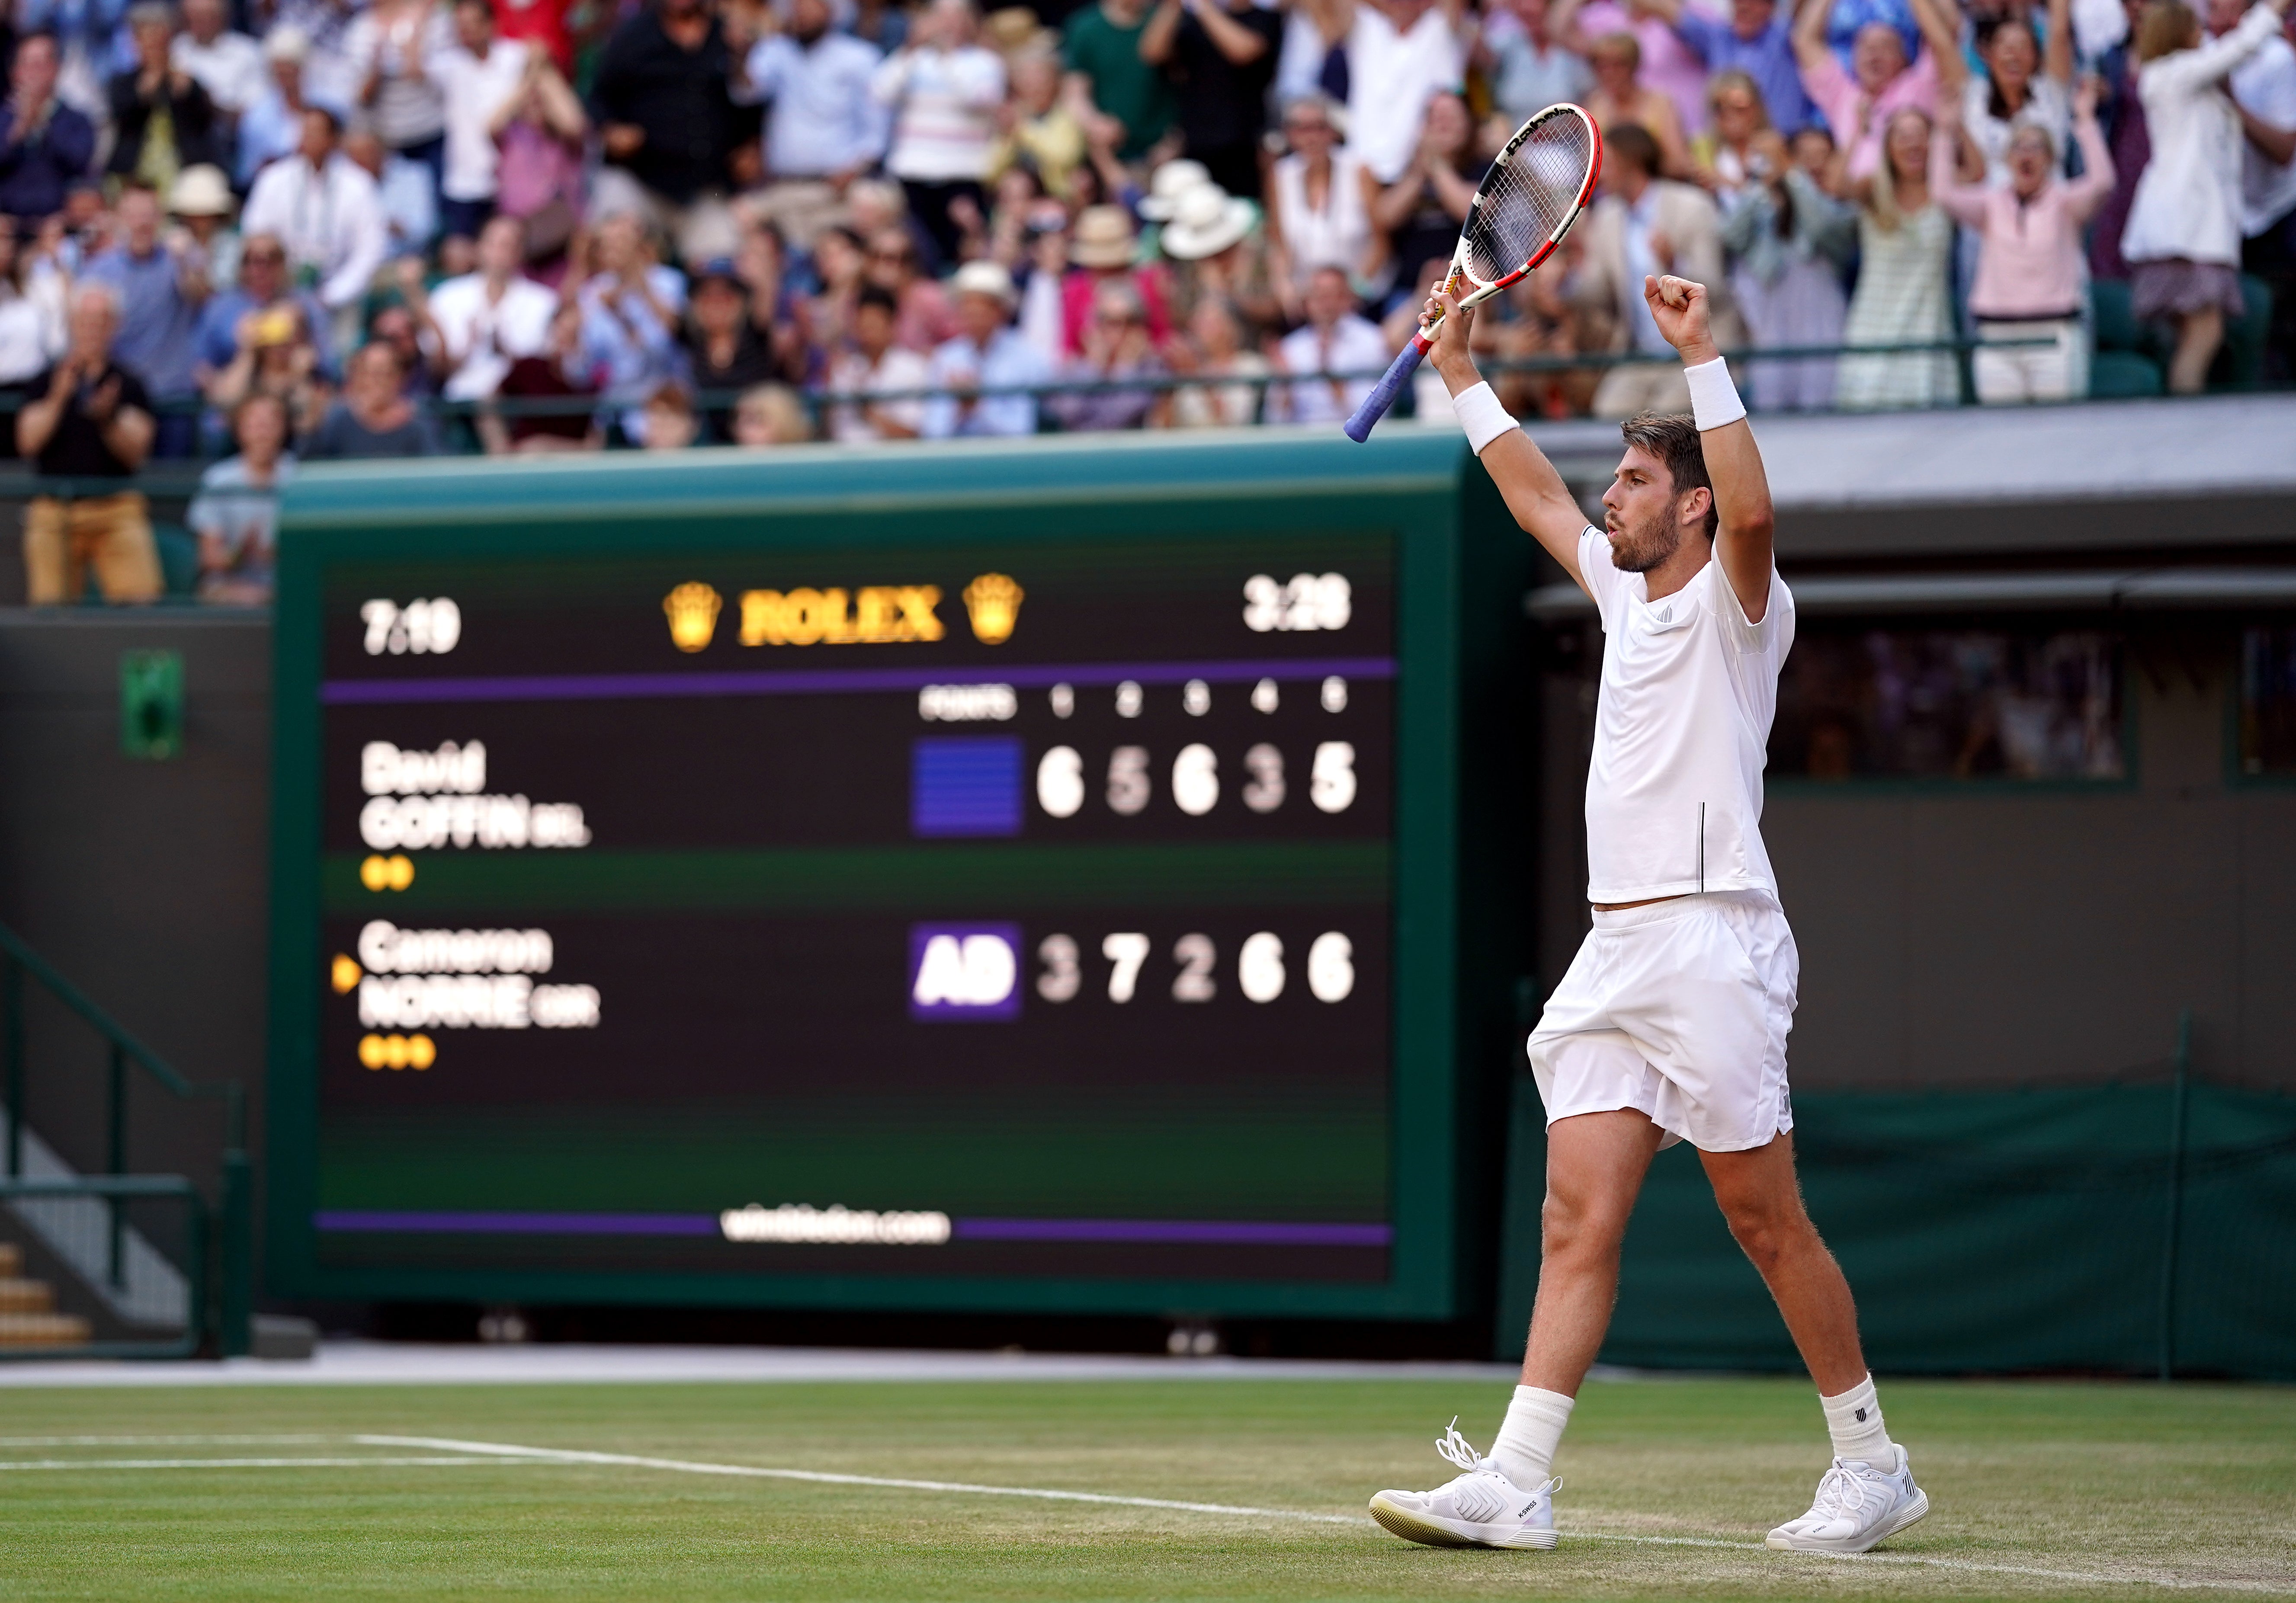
[1369, 273, 1927, 1556]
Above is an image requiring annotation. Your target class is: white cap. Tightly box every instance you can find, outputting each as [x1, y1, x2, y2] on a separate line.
[949, 259, 1016, 304]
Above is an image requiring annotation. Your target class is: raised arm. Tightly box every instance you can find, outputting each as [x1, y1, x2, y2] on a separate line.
[1424, 284, 1591, 591]
[1790, 0, 1831, 75]
[2042, 0, 2074, 85]
[1643, 274, 1775, 621]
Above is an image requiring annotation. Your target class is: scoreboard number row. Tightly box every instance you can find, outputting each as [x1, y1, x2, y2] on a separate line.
[1036, 930, 1354, 1005]
[1036, 742, 1356, 819]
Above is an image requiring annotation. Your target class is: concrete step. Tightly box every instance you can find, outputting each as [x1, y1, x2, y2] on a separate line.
[0, 1310, 92, 1347]
[0, 1276, 55, 1312]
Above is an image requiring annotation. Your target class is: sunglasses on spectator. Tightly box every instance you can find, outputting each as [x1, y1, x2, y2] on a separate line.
[1096, 311, 1143, 326]
[869, 247, 913, 263]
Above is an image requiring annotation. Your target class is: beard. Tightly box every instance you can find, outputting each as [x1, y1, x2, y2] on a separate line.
[1605, 509, 1685, 574]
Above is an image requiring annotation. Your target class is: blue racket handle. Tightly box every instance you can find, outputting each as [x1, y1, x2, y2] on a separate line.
[1343, 333, 1431, 442]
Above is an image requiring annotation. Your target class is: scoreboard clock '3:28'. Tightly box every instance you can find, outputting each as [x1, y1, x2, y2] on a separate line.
[296, 527, 1403, 1297]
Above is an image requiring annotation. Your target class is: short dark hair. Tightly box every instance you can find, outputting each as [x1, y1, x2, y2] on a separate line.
[855, 284, 899, 317]
[1619, 412, 1716, 539]
[1606, 122, 1661, 179]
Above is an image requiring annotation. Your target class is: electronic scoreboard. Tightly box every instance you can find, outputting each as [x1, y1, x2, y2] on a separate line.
[266, 434, 1533, 1319]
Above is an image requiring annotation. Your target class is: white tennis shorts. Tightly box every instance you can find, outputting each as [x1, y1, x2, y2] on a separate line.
[1526, 892, 1798, 1153]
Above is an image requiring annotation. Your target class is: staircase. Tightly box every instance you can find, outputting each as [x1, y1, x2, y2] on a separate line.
[0, 1240, 91, 1349]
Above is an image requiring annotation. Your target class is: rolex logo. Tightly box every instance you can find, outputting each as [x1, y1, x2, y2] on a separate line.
[664, 582, 723, 653]
[962, 573, 1024, 645]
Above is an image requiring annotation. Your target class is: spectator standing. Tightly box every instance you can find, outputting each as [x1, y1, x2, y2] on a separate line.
[1265, 92, 1381, 314]
[874, 0, 1004, 269]
[488, 43, 588, 283]
[407, 213, 556, 398]
[1640, 0, 1816, 136]
[1934, 75, 2113, 400]
[1370, 90, 1483, 298]
[1062, 0, 1176, 161]
[2121, 0, 2293, 391]
[1482, 0, 1592, 127]
[0, 215, 67, 386]
[241, 107, 388, 339]
[494, 0, 577, 75]
[1838, 106, 1956, 406]
[1275, 262, 1388, 422]
[0, 35, 97, 226]
[1956, 0, 2074, 187]
[1792, 0, 1960, 180]
[188, 390, 292, 604]
[1698, 66, 1773, 194]
[172, 0, 266, 127]
[431, 0, 529, 244]
[827, 282, 929, 442]
[1722, 126, 1854, 408]
[18, 284, 160, 605]
[575, 210, 686, 435]
[1343, 0, 1467, 186]
[1565, 20, 1694, 174]
[234, 25, 314, 189]
[591, 0, 743, 261]
[1566, 120, 1732, 414]
[1049, 278, 1166, 429]
[1168, 293, 1270, 424]
[2222, 0, 2296, 374]
[84, 182, 207, 456]
[343, 0, 451, 195]
[922, 258, 1050, 437]
[988, 44, 1087, 200]
[342, 125, 438, 259]
[304, 339, 441, 456]
[109, 5, 225, 192]
[1553, 0, 1712, 139]
[740, 0, 888, 250]
[1139, 0, 1282, 199]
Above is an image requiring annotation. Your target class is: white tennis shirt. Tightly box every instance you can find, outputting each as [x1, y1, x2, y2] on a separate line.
[1576, 526, 1796, 904]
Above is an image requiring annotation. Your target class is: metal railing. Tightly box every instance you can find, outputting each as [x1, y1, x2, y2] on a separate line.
[0, 1175, 205, 1358]
[0, 920, 249, 1357]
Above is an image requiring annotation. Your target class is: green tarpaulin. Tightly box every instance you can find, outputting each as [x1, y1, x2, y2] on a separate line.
[1495, 1078, 2296, 1379]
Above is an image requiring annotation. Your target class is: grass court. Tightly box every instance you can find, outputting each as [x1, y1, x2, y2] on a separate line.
[1, 1373, 2289, 1601]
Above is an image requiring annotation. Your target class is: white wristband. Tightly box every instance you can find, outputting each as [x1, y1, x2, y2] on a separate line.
[1450, 381, 1519, 456]
[1684, 356, 1746, 431]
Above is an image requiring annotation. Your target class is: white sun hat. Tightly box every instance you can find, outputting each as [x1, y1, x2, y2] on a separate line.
[1158, 184, 1256, 261]
[1138, 159, 1212, 221]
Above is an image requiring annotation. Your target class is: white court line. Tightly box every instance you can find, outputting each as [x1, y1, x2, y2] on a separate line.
[356, 1436, 1367, 1525]
[0, 1434, 338, 1447]
[357, 1435, 2294, 1593]
[0, 1456, 541, 1471]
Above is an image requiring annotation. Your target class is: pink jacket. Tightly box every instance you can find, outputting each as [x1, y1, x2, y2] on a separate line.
[1932, 115, 2114, 320]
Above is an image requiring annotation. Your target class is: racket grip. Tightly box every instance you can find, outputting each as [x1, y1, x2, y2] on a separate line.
[1343, 334, 1430, 443]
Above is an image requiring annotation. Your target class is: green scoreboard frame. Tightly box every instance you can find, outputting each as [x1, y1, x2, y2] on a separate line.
[266, 431, 1533, 1321]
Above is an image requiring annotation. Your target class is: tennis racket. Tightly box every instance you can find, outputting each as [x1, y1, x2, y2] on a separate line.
[1343, 102, 1602, 443]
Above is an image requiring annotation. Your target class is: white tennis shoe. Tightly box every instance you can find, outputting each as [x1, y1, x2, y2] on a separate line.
[1368, 1419, 1558, 1551]
[1766, 1446, 1930, 1554]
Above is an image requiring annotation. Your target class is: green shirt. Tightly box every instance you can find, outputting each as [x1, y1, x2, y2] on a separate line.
[1062, 3, 1175, 160]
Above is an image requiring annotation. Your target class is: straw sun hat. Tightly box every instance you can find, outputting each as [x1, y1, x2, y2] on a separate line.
[1067, 205, 1138, 269]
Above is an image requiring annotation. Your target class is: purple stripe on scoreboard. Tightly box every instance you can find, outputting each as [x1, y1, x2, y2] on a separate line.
[311, 1210, 1392, 1247]
[320, 657, 1397, 706]
[952, 1218, 1392, 1248]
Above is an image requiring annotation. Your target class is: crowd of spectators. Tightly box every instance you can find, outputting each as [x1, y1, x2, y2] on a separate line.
[1, 0, 2292, 600]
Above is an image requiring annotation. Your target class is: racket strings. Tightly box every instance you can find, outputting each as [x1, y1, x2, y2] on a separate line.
[1462, 118, 1595, 287]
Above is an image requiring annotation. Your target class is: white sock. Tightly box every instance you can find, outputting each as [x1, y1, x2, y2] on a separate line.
[1489, 1385, 1574, 1489]
[1821, 1374, 1895, 1466]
